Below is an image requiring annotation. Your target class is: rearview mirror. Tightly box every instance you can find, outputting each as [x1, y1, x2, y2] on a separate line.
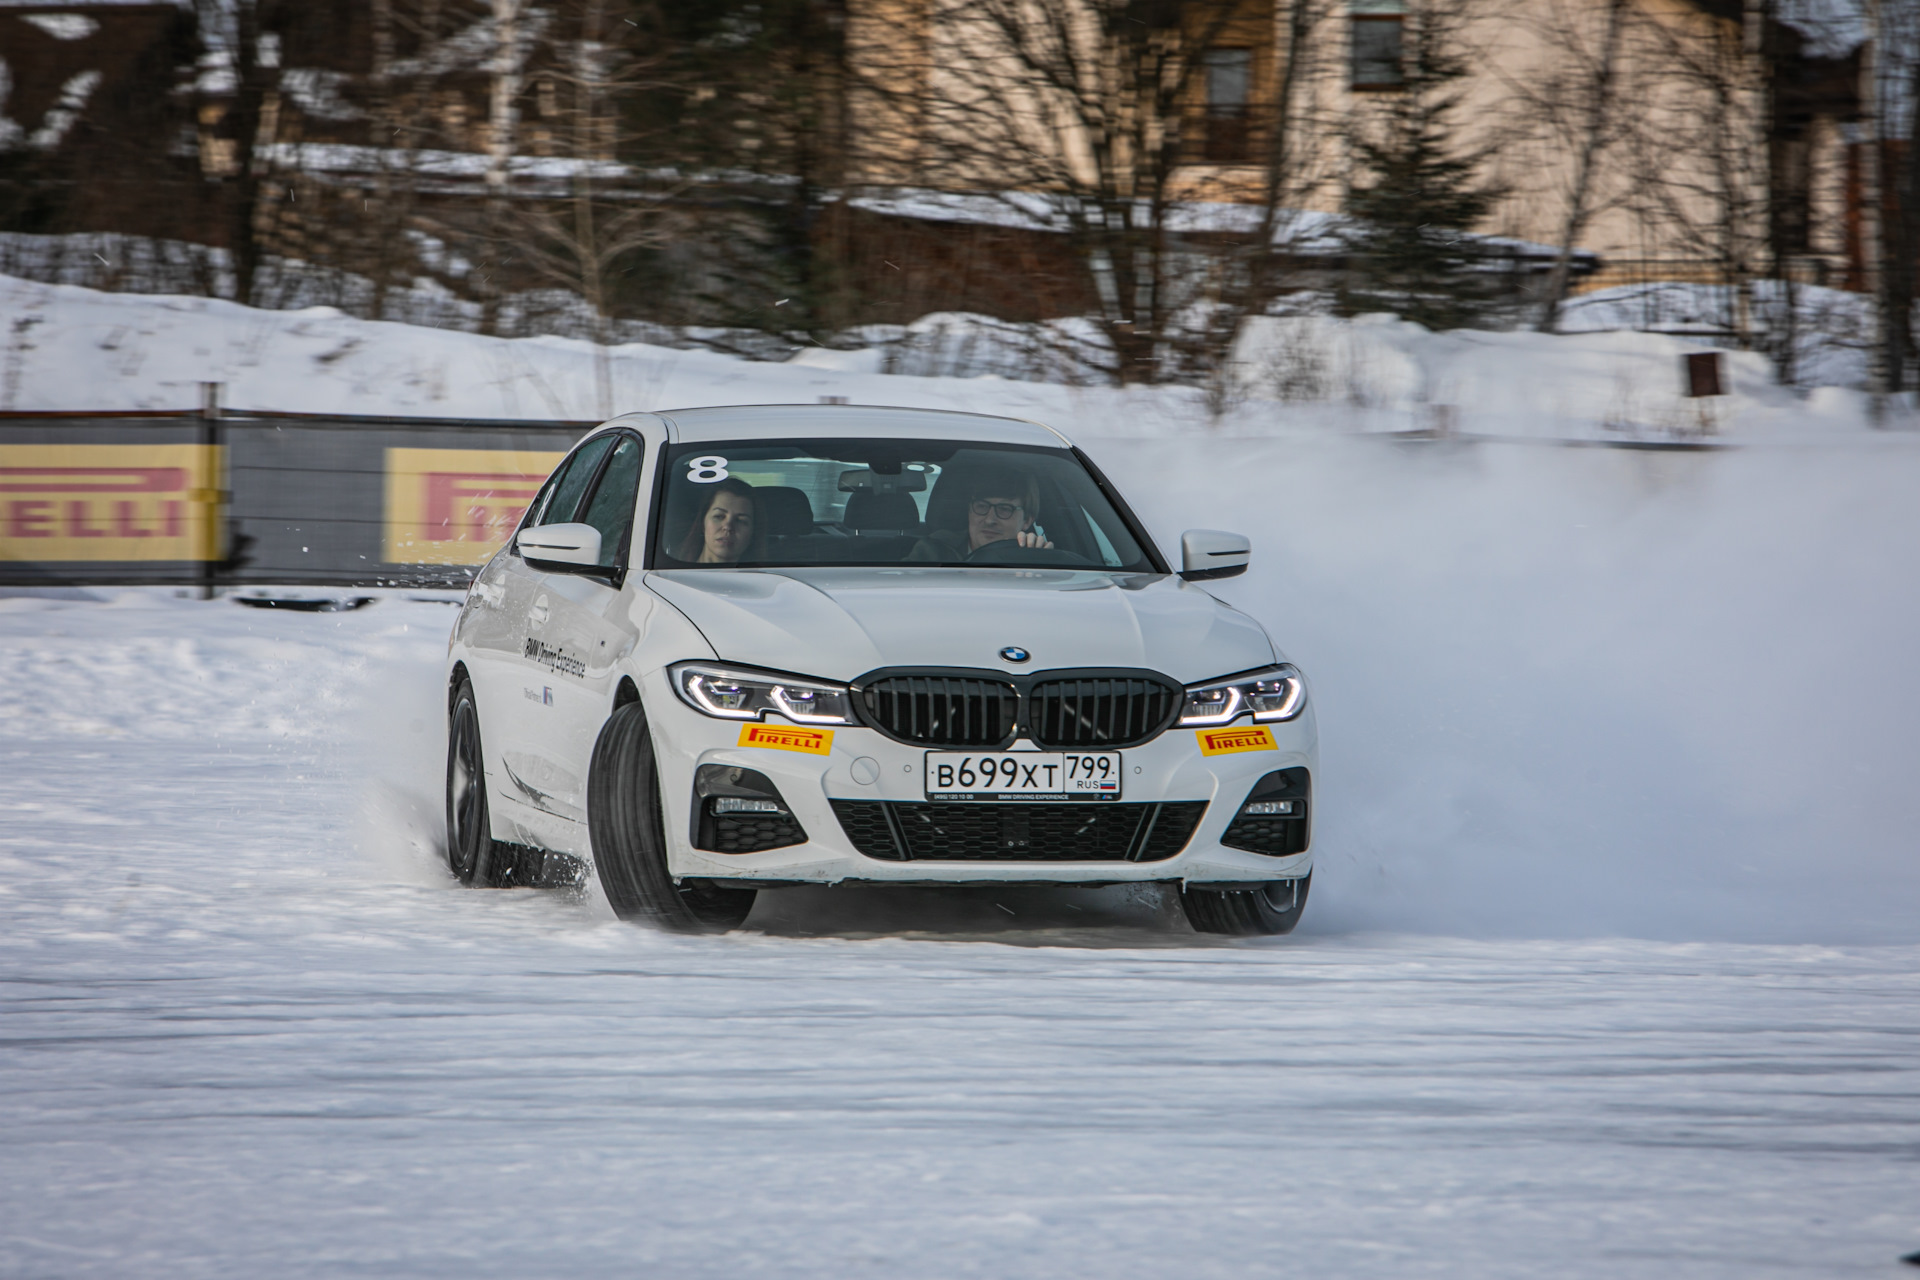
[839, 466, 928, 493]
[517, 522, 602, 569]
[1180, 529, 1250, 581]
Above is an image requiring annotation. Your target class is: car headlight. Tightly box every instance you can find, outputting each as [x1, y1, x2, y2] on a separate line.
[669, 662, 854, 725]
[1179, 664, 1306, 726]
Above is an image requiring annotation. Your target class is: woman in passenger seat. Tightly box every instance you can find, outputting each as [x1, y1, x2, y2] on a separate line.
[907, 467, 1054, 562]
[673, 477, 762, 564]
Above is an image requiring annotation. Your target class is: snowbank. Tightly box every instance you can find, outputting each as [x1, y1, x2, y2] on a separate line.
[1227, 313, 1823, 440]
[1561, 279, 1879, 390]
[0, 273, 1901, 439]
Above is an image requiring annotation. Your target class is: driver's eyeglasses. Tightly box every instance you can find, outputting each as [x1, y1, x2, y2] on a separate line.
[969, 500, 1024, 520]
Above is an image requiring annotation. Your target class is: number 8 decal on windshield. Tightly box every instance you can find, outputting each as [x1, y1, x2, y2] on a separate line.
[687, 456, 730, 483]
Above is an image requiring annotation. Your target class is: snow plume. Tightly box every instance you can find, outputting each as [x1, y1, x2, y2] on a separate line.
[1096, 434, 1920, 944]
[344, 613, 458, 889]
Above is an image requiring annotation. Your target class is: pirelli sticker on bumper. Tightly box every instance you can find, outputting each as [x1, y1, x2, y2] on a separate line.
[738, 723, 834, 755]
[1196, 725, 1277, 756]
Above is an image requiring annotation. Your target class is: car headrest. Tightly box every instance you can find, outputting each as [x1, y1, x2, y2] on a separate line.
[844, 489, 920, 531]
[754, 485, 815, 537]
[922, 465, 976, 532]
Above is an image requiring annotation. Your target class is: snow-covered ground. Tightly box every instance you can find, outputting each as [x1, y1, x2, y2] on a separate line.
[5, 418, 1919, 1274]
[5, 274, 1918, 1272]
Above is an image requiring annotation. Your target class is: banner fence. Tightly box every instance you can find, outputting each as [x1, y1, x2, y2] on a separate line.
[0, 405, 590, 589]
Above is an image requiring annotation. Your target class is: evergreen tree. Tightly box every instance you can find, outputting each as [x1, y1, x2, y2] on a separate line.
[1338, 0, 1505, 330]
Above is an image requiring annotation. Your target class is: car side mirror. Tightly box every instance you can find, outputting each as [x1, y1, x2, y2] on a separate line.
[1179, 529, 1250, 581]
[517, 522, 602, 570]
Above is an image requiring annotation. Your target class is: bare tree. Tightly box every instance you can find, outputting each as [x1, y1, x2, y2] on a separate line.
[1189, 0, 1342, 389]
[477, 0, 528, 333]
[850, 0, 1272, 385]
[195, 0, 285, 305]
[1870, 0, 1920, 402]
[503, 0, 682, 413]
[1623, 0, 1771, 349]
[367, 0, 403, 318]
[1499, 0, 1635, 332]
[1899, 4, 1920, 401]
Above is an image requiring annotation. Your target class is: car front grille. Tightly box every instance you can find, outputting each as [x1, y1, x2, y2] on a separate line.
[852, 668, 1182, 750]
[1026, 676, 1181, 750]
[830, 800, 1206, 863]
[705, 812, 808, 854]
[856, 674, 1019, 747]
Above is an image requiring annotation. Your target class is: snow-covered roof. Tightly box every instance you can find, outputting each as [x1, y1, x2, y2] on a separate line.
[845, 187, 1598, 264]
[843, 187, 1347, 245]
[1777, 0, 1867, 58]
[259, 142, 630, 183]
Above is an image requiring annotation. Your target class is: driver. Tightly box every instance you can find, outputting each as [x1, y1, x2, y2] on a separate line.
[908, 467, 1054, 562]
[672, 477, 761, 564]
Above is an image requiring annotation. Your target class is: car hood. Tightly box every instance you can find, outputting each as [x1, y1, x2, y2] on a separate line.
[642, 567, 1277, 684]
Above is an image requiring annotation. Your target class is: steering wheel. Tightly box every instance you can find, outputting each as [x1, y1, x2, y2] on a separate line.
[964, 538, 1095, 568]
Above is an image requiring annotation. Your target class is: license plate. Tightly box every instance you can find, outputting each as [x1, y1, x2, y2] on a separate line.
[924, 752, 1123, 801]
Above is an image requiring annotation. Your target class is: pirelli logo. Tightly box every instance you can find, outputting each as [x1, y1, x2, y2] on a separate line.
[383, 447, 565, 566]
[737, 723, 835, 755]
[0, 444, 222, 562]
[1195, 725, 1277, 756]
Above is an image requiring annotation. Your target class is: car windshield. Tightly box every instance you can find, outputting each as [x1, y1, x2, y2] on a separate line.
[647, 438, 1158, 572]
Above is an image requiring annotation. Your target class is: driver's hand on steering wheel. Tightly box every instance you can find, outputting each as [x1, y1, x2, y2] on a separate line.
[1015, 529, 1054, 550]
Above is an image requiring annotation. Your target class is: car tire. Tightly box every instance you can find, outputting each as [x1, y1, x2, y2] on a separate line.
[587, 700, 757, 933]
[1180, 873, 1311, 936]
[446, 678, 501, 887]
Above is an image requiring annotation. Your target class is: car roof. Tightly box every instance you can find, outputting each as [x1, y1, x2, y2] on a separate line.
[626, 404, 1071, 449]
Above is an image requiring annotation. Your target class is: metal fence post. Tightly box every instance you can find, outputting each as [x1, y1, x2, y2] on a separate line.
[199, 382, 223, 599]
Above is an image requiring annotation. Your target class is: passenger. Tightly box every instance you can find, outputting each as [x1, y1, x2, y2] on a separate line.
[673, 477, 761, 564]
[909, 467, 1054, 562]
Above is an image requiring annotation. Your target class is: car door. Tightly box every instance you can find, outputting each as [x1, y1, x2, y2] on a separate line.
[513, 430, 654, 845]
[460, 437, 602, 763]
[474, 433, 616, 844]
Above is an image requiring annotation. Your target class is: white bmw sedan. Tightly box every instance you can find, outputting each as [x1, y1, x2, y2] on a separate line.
[445, 405, 1317, 935]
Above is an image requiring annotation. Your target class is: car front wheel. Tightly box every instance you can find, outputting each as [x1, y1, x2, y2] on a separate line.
[587, 701, 757, 933]
[1180, 873, 1311, 936]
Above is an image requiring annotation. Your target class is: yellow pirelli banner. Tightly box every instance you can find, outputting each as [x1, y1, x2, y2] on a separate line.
[0, 444, 223, 562]
[383, 447, 565, 566]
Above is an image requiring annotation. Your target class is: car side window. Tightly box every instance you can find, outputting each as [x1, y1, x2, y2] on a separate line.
[534, 435, 615, 529]
[520, 464, 569, 532]
[575, 436, 643, 567]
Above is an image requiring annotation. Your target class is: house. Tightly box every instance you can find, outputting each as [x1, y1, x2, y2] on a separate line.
[0, 0, 1888, 343]
[834, 0, 1872, 312]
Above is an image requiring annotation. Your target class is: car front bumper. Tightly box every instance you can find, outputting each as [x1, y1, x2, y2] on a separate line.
[641, 668, 1316, 887]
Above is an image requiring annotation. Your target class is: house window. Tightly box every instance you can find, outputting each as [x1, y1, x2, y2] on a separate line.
[1203, 48, 1251, 162]
[1351, 0, 1405, 89]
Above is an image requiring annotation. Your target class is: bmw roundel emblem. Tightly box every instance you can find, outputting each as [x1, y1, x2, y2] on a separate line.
[1000, 646, 1030, 663]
